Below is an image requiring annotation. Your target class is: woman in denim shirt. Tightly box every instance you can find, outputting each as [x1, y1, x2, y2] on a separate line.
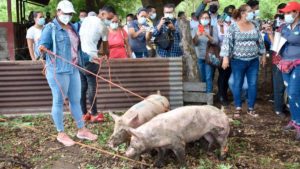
[271, 1, 300, 141]
[39, 0, 97, 146]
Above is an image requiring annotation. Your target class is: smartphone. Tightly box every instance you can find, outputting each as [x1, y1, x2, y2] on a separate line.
[198, 25, 204, 33]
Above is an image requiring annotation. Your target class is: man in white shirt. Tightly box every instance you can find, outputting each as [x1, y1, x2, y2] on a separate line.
[190, 12, 199, 31]
[79, 5, 115, 123]
[26, 11, 45, 60]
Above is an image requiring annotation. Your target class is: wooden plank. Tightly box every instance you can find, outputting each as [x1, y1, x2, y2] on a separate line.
[183, 82, 206, 92]
[183, 92, 213, 105]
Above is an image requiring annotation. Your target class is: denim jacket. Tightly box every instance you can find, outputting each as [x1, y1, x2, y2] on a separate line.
[39, 18, 89, 74]
[280, 21, 300, 61]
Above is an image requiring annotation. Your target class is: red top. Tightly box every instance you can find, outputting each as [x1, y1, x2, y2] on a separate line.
[108, 29, 128, 59]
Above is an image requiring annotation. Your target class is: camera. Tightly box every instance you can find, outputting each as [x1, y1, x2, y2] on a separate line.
[164, 18, 172, 25]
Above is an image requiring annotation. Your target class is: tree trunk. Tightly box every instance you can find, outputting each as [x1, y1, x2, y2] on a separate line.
[178, 18, 199, 82]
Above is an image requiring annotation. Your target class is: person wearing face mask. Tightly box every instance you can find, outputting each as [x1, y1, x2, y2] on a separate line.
[146, 5, 157, 26]
[108, 15, 132, 59]
[153, 3, 183, 57]
[38, 0, 98, 146]
[246, 0, 260, 19]
[128, 8, 152, 58]
[263, 3, 288, 119]
[192, 11, 219, 95]
[26, 11, 45, 61]
[124, 14, 135, 34]
[195, 0, 220, 27]
[216, 5, 236, 107]
[269, 1, 300, 141]
[73, 10, 87, 35]
[221, 4, 266, 119]
[79, 5, 116, 123]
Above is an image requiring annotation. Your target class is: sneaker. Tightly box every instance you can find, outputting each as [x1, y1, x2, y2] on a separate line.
[283, 121, 295, 131]
[57, 133, 75, 146]
[77, 128, 98, 141]
[90, 113, 104, 123]
[83, 113, 91, 122]
[275, 111, 286, 119]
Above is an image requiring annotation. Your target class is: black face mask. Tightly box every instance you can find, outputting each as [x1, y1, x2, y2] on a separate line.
[209, 5, 218, 14]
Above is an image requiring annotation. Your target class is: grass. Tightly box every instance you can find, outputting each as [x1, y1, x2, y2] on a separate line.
[284, 162, 300, 169]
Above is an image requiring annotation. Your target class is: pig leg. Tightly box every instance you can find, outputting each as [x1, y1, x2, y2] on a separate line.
[203, 133, 215, 151]
[154, 148, 167, 168]
[170, 141, 186, 167]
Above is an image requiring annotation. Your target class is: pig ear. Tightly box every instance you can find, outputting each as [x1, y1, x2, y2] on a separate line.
[128, 114, 139, 126]
[109, 112, 120, 121]
[126, 128, 142, 139]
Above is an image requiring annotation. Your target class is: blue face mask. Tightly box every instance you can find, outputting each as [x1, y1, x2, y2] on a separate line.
[246, 12, 254, 21]
[225, 16, 231, 22]
[200, 19, 210, 26]
[104, 19, 111, 26]
[37, 18, 45, 26]
[138, 17, 147, 25]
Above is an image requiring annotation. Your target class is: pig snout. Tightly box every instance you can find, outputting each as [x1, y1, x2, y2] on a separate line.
[125, 147, 136, 158]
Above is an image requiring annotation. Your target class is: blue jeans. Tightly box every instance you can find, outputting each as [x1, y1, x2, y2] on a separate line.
[197, 59, 215, 93]
[46, 68, 84, 132]
[228, 73, 248, 100]
[272, 64, 285, 113]
[282, 65, 300, 125]
[134, 51, 148, 58]
[231, 58, 259, 109]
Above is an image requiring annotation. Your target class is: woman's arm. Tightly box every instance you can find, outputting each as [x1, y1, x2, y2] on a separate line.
[129, 27, 145, 39]
[27, 39, 36, 61]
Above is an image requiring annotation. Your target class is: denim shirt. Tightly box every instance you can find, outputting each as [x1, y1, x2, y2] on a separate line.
[40, 18, 83, 74]
[281, 21, 300, 61]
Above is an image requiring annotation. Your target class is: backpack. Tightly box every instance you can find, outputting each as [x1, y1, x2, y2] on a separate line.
[205, 26, 221, 67]
[154, 28, 174, 50]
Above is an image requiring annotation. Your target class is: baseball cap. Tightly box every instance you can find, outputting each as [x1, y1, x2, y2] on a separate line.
[279, 1, 300, 13]
[57, 0, 76, 14]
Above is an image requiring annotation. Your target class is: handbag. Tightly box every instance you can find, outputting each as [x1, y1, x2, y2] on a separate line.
[205, 26, 221, 67]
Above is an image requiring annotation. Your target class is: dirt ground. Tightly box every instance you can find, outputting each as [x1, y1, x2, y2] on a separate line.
[1, 97, 300, 169]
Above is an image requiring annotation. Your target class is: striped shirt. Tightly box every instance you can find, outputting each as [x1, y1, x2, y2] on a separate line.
[220, 22, 265, 61]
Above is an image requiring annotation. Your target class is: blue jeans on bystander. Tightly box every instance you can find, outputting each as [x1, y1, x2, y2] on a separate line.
[282, 65, 300, 125]
[230, 58, 259, 110]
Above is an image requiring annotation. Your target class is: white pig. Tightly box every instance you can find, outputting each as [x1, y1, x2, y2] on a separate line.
[108, 93, 170, 147]
[125, 105, 230, 167]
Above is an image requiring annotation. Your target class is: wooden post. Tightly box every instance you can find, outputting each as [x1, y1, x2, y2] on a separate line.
[7, 0, 12, 22]
[178, 17, 199, 82]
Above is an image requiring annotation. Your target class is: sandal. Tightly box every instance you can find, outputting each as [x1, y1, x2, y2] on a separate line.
[247, 109, 259, 118]
[233, 108, 242, 119]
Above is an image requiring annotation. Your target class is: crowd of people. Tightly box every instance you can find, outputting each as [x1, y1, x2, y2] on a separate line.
[25, 0, 300, 146]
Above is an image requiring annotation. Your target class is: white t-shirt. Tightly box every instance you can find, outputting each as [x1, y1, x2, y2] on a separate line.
[26, 26, 42, 43]
[79, 16, 108, 57]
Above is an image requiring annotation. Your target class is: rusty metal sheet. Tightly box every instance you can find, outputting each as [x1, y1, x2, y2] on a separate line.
[0, 58, 183, 115]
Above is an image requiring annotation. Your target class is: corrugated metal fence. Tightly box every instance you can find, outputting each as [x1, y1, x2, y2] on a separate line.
[0, 58, 183, 115]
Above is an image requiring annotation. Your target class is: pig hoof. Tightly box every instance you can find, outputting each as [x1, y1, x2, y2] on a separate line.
[219, 154, 227, 161]
[154, 160, 164, 168]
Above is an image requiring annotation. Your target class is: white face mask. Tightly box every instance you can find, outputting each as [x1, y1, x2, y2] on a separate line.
[285, 14, 296, 24]
[164, 13, 174, 19]
[110, 22, 118, 30]
[138, 17, 147, 25]
[80, 17, 85, 22]
[59, 14, 72, 25]
[150, 13, 157, 20]
[254, 10, 260, 17]
[200, 19, 210, 26]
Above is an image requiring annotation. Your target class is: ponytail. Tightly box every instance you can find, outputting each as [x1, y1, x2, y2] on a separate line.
[232, 4, 249, 20]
